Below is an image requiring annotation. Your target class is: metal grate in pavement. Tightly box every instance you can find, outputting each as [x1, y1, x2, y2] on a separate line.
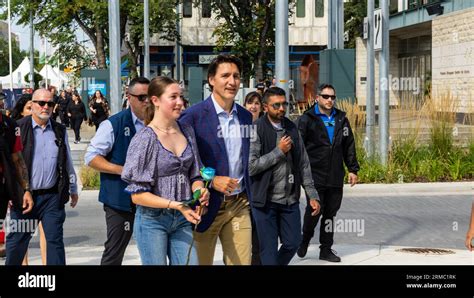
[396, 248, 455, 255]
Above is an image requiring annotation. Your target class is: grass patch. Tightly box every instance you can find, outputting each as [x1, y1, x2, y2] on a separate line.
[80, 166, 100, 190]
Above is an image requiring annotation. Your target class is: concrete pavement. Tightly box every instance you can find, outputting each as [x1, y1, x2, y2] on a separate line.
[5, 182, 471, 266]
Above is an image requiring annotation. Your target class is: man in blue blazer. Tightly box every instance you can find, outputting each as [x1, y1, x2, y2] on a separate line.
[179, 55, 253, 265]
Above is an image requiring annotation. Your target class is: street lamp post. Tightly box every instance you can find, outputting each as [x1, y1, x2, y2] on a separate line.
[108, 0, 121, 115]
[275, 0, 289, 116]
[30, 9, 35, 89]
[8, 0, 13, 91]
[365, 0, 376, 158]
[379, 0, 390, 165]
[144, 0, 150, 79]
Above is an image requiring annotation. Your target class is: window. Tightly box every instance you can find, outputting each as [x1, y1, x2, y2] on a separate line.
[297, 0, 306, 18]
[202, 0, 211, 18]
[390, 0, 399, 14]
[315, 0, 324, 18]
[183, 0, 192, 18]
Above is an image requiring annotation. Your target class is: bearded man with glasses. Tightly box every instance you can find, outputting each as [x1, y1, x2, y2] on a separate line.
[296, 83, 360, 262]
[7, 88, 79, 265]
[85, 77, 150, 265]
[249, 87, 320, 265]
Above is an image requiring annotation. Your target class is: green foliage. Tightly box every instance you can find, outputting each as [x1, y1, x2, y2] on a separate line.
[344, 0, 366, 49]
[207, 0, 295, 83]
[123, 0, 179, 78]
[0, 36, 27, 76]
[80, 166, 100, 190]
[353, 135, 473, 183]
[24, 72, 43, 88]
[1, 0, 178, 77]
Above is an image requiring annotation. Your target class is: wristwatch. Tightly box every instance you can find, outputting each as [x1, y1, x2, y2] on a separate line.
[24, 187, 31, 193]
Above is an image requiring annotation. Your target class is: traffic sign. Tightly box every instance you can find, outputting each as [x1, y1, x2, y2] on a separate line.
[374, 8, 382, 51]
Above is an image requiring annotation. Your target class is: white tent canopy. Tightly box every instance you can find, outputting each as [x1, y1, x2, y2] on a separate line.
[39, 64, 69, 89]
[0, 57, 34, 89]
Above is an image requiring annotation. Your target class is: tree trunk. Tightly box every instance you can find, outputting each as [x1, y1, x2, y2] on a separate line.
[255, 3, 272, 81]
[95, 24, 107, 69]
[125, 40, 138, 79]
[255, 54, 264, 82]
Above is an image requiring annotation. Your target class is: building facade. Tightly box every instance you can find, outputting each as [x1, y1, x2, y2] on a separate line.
[0, 21, 20, 47]
[144, 0, 329, 101]
[356, 0, 474, 113]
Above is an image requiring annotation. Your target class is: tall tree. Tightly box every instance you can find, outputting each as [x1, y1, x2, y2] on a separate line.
[2, 0, 179, 77]
[123, 0, 179, 78]
[207, 0, 295, 84]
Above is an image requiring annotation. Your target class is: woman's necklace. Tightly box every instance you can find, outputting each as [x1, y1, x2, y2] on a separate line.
[151, 123, 177, 134]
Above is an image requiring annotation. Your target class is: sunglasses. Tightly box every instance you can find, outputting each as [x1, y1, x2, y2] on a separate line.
[129, 93, 148, 102]
[319, 94, 336, 100]
[270, 102, 288, 109]
[33, 100, 55, 108]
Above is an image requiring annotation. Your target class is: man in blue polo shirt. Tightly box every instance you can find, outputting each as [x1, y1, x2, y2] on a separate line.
[296, 83, 360, 262]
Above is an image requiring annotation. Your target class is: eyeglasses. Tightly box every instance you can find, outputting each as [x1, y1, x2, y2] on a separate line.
[270, 102, 288, 110]
[319, 94, 336, 100]
[129, 93, 148, 102]
[33, 100, 55, 108]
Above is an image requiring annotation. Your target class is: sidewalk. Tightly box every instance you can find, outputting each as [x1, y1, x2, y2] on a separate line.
[16, 243, 474, 265]
[10, 183, 473, 266]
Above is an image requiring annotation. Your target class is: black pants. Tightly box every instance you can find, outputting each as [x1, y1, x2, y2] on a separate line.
[302, 186, 343, 250]
[250, 211, 261, 265]
[59, 111, 69, 127]
[101, 205, 134, 265]
[70, 117, 83, 142]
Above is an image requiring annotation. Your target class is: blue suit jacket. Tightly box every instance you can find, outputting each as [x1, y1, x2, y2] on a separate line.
[179, 96, 253, 232]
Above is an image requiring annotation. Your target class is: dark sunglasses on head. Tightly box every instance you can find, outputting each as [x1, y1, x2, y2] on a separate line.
[270, 102, 288, 109]
[33, 100, 55, 108]
[319, 94, 336, 100]
[129, 93, 148, 102]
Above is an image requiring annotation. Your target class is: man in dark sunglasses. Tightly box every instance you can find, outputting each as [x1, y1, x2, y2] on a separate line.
[296, 83, 360, 263]
[85, 76, 150, 265]
[249, 87, 320, 265]
[7, 89, 79, 265]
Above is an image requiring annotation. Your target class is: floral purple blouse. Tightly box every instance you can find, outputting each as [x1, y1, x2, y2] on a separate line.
[121, 124, 203, 202]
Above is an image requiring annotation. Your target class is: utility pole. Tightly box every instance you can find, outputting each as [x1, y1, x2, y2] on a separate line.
[7, 0, 13, 91]
[365, 0, 375, 158]
[379, 0, 390, 165]
[176, 2, 181, 82]
[275, 0, 289, 116]
[108, 0, 121, 115]
[30, 9, 35, 89]
[144, 0, 150, 78]
[336, 0, 344, 49]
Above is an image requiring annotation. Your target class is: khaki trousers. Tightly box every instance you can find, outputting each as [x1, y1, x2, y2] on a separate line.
[193, 193, 252, 265]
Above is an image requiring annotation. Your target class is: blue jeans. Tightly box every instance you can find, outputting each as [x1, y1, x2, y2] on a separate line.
[134, 205, 197, 265]
[252, 202, 301, 265]
[6, 193, 66, 265]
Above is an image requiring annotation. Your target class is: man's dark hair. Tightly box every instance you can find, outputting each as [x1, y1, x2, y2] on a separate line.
[318, 83, 336, 95]
[207, 55, 243, 91]
[128, 77, 150, 92]
[262, 87, 286, 104]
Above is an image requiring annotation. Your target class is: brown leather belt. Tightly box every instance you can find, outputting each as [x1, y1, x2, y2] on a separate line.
[223, 192, 244, 202]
